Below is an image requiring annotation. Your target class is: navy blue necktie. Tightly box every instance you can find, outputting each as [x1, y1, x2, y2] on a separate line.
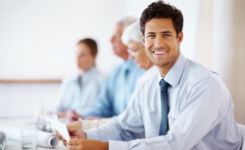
[159, 79, 170, 135]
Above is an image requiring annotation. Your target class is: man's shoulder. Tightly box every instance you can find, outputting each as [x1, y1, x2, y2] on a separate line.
[62, 74, 79, 83]
[108, 60, 139, 76]
[136, 66, 158, 87]
[109, 61, 127, 74]
[183, 59, 227, 92]
[136, 68, 159, 91]
[102, 61, 130, 85]
[179, 59, 232, 111]
[59, 74, 80, 90]
[183, 59, 214, 84]
[91, 68, 107, 80]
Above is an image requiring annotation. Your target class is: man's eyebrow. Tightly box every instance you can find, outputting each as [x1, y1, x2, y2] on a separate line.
[161, 31, 172, 34]
[146, 31, 172, 35]
[146, 32, 156, 35]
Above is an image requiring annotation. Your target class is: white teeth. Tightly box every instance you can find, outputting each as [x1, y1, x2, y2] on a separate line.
[153, 51, 167, 54]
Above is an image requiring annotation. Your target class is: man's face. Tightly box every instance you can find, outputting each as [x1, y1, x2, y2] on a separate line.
[76, 43, 96, 72]
[127, 40, 152, 70]
[110, 24, 128, 58]
[143, 18, 183, 70]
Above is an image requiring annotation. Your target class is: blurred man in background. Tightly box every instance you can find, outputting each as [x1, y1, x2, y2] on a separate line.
[57, 38, 106, 121]
[82, 17, 145, 119]
[66, 17, 144, 120]
[63, 20, 156, 131]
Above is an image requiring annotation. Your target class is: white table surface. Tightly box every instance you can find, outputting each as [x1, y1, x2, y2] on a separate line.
[0, 117, 67, 150]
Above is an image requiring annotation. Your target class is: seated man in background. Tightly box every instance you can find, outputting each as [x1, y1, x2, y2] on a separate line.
[64, 20, 156, 131]
[121, 20, 157, 87]
[57, 38, 106, 121]
[81, 17, 145, 119]
[58, 1, 241, 150]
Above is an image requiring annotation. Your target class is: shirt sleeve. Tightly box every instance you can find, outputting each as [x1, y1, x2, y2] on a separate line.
[86, 87, 145, 141]
[108, 76, 231, 150]
[81, 118, 112, 131]
[56, 79, 69, 113]
[83, 71, 115, 118]
[76, 72, 107, 115]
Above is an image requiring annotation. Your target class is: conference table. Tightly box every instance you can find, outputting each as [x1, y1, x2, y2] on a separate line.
[0, 117, 67, 150]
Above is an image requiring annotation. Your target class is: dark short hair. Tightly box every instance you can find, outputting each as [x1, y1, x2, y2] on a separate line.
[140, 1, 183, 35]
[77, 38, 98, 56]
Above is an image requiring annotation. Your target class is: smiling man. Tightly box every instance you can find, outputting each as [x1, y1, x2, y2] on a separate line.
[63, 1, 242, 150]
[143, 18, 181, 77]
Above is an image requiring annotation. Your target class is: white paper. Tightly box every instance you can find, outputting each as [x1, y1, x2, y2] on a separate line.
[37, 130, 59, 148]
[0, 126, 20, 141]
[0, 125, 59, 148]
[52, 120, 70, 141]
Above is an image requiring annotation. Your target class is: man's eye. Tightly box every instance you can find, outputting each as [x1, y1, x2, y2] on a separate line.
[147, 35, 155, 38]
[163, 34, 171, 38]
[80, 54, 86, 57]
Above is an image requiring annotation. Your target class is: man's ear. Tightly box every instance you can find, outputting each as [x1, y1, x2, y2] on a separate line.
[177, 32, 183, 43]
[142, 36, 145, 45]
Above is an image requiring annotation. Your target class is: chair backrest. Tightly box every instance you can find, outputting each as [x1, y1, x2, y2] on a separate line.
[238, 124, 245, 150]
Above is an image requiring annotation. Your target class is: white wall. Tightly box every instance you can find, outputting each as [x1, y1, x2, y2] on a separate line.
[0, 0, 126, 79]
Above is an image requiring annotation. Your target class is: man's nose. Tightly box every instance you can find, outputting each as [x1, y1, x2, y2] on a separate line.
[110, 36, 115, 43]
[154, 36, 165, 48]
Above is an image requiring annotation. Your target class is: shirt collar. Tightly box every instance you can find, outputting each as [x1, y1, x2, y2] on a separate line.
[82, 67, 96, 82]
[123, 59, 134, 70]
[158, 53, 186, 87]
[121, 59, 138, 77]
[74, 67, 96, 84]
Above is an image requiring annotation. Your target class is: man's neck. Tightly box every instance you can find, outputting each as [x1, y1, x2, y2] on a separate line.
[158, 52, 180, 77]
[145, 63, 154, 71]
[121, 53, 129, 61]
[158, 66, 171, 78]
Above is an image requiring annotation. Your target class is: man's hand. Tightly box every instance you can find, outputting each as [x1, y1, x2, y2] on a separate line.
[67, 121, 86, 138]
[56, 121, 87, 146]
[56, 131, 68, 146]
[58, 110, 81, 121]
[85, 116, 100, 120]
[68, 138, 109, 150]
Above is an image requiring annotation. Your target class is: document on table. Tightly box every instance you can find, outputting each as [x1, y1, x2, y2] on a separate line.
[52, 120, 70, 142]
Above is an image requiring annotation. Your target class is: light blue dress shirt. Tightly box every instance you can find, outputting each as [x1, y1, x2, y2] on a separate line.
[83, 59, 145, 118]
[57, 67, 106, 115]
[86, 54, 242, 150]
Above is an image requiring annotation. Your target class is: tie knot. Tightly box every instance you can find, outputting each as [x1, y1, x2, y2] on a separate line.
[159, 79, 169, 92]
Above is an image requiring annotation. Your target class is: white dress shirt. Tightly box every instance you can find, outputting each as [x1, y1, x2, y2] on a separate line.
[86, 54, 242, 150]
[57, 67, 106, 115]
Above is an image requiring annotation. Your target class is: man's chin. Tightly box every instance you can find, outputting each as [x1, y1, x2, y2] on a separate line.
[113, 50, 119, 55]
[152, 61, 169, 67]
[114, 52, 123, 58]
